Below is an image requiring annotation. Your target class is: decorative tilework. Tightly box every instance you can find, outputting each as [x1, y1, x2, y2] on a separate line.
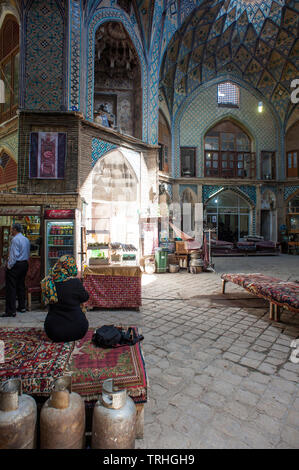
[159, 0, 295, 124]
[148, 0, 163, 144]
[284, 185, 299, 200]
[202, 185, 224, 202]
[69, 0, 81, 111]
[86, 8, 148, 141]
[91, 138, 117, 167]
[203, 185, 256, 205]
[24, 0, 66, 110]
[0, 131, 18, 160]
[174, 80, 279, 179]
[239, 185, 256, 204]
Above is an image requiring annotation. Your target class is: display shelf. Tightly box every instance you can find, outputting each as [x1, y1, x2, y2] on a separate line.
[49, 234, 74, 237]
[48, 245, 73, 247]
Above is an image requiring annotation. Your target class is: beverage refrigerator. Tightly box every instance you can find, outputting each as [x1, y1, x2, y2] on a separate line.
[44, 210, 76, 275]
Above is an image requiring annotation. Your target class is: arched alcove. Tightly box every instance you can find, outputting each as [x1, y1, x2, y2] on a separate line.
[158, 110, 171, 173]
[0, 14, 19, 123]
[93, 21, 142, 139]
[261, 189, 277, 241]
[181, 188, 196, 235]
[87, 150, 140, 253]
[205, 189, 252, 242]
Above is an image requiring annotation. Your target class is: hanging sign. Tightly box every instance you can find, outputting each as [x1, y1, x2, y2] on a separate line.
[0, 206, 40, 215]
[44, 209, 75, 219]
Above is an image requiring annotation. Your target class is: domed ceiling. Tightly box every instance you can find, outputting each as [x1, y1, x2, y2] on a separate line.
[159, 0, 299, 121]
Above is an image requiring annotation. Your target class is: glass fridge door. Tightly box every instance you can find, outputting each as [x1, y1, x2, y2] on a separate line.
[45, 220, 75, 275]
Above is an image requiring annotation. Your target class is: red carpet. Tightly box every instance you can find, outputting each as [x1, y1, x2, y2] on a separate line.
[0, 327, 147, 404]
[0, 328, 74, 394]
[66, 328, 147, 404]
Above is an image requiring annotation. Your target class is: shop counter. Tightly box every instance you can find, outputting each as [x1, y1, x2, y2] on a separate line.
[83, 265, 142, 310]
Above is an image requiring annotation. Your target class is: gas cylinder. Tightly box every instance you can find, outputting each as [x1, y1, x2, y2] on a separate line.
[40, 376, 85, 449]
[0, 379, 37, 449]
[92, 378, 136, 449]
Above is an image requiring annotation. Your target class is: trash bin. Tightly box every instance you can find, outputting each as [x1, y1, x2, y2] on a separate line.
[155, 249, 168, 273]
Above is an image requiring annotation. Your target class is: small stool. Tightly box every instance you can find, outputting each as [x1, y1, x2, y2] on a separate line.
[27, 286, 42, 311]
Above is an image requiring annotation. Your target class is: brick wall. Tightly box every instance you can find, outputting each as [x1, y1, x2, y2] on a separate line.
[0, 193, 81, 209]
[18, 112, 80, 193]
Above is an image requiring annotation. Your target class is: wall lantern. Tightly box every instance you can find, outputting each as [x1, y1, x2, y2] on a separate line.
[258, 101, 263, 113]
[0, 80, 4, 103]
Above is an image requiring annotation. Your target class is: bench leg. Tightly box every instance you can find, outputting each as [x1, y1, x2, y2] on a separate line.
[274, 305, 281, 322]
[222, 279, 227, 294]
[269, 303, 274, 320]
[135, 404, 144, 439]
[270, 303, 281, 322]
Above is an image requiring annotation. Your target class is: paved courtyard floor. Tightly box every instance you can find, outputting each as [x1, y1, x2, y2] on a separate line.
[0, 254, 298, 449]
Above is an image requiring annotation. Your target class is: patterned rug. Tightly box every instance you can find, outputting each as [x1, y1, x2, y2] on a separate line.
[65, 328, 147, 404]
[0, 328, 75, 395]
[0, 327, 147, 404]
[221, 273, 299, 312]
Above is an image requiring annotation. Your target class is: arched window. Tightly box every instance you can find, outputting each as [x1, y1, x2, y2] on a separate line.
[0, 15, 19, 123]
[204, 120, 255, 179]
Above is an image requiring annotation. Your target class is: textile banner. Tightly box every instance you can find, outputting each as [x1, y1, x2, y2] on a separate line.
[29, 132, 66, 179]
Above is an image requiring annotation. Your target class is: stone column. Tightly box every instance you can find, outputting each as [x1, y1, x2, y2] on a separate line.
[255, 184, 261, 236]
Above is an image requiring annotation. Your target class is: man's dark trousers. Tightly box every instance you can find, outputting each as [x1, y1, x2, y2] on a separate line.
[5, 261, 29, 315]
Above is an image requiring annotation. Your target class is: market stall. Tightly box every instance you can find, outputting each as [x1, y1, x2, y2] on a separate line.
[0, 205, 42, 298]
[83, 265, 142, 310]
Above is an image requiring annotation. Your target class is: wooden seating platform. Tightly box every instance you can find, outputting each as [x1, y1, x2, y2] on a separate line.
[221, 273, 299, 322]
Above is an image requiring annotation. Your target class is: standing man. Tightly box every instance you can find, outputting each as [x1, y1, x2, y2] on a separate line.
[0, 223, 30, 318]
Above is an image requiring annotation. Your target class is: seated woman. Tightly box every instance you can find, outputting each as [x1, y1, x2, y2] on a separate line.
[41, 255, 89, 343]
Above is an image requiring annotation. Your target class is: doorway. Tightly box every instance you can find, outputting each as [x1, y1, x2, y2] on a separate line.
[206, 190, 251, 242]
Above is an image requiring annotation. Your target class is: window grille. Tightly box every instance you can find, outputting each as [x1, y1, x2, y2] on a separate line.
[218, 82, 240, 107]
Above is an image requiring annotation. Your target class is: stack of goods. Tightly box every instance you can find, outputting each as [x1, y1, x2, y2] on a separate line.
[255, 240, 280, 253]
[189, 251, 204, 274]
[236, 241, 256, 253]
[167, 253, 180, 273]
[210, 239, 234, 255]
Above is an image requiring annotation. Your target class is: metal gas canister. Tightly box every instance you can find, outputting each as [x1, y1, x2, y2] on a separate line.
[92, 378, 136, 449]
[0, 379, 37, 449]
[40, 376, 85, 449]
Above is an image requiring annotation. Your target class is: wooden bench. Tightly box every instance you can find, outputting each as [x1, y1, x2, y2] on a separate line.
[221, 273, 299, 322]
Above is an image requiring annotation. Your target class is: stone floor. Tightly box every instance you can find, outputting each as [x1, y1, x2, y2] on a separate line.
[0, 254, 299, 449]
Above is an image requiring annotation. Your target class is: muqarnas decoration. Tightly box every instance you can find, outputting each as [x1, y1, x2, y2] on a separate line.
[29, 132, 67, 179]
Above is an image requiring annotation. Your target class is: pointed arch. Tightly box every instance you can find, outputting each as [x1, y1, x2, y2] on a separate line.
[86, 9, 148, 140]
[204, 186, 255, 209]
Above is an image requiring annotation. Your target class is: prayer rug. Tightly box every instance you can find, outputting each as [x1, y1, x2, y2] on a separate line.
[65, 327, 147, 404]
[0, 328, 75, 395]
